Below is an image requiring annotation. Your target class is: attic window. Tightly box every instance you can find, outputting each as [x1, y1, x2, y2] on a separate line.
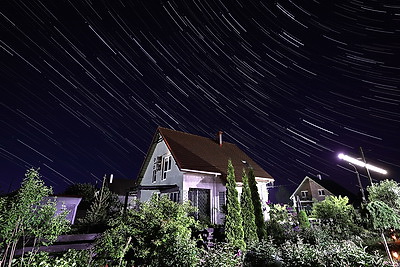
[162, 156, 172, 180]
[301, 190, 308, 199]
[318, 189, 325, 196]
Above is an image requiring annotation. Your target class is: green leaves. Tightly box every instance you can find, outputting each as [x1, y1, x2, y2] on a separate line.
[247, 168, 267, 240]
[96, 196, 199, 266]
[225, 159, 245, 251]
[0, 168, 71, 266]
[240, 169, 258, 245]
[367, 200, 400, 231]
[367, 180, 400, 211]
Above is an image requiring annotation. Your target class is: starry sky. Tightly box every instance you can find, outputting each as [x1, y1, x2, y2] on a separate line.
[1, 0, 399, 196]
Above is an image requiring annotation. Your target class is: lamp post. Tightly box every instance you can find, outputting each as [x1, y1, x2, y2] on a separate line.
[337, 152, 387, 186]
[347, 162, 366, 203]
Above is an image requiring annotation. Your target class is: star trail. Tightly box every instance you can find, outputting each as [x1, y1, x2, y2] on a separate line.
[1, 0, 399, 195]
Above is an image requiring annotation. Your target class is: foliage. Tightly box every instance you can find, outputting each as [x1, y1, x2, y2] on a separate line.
[248, 168, 267, 240]
[265, 219, 297, 246]
[225, 160, 246, 250]
[280, 240, 320, 266]
[199, 243, 242, 267]
[12, 249, 92, 267]
[78, 181, 122, 233]
[367, 180, 400, 211]
[297, 210, 311, 229]
[96, 195, 199, 266]
[279, 239, 390, 267]
[367, 200, 400, 231]
[269, 204, 292, 224]
[266, 204, 297, 245]
[240, 169, 258, 245]
[311, 195, 360, 239]
[0, 168, 70, 266]
[243, 239, 281, 267]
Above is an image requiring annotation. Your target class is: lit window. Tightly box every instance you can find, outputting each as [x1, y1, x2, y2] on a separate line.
[318, 189, 325, 196]
[162, 156, 172, 180]
[152, 158, 157, 183]
[152, 169, 157, 183]
[301, 191, 308, 199]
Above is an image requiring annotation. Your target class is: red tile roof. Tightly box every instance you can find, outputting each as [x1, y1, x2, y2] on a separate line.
[138, 127, 274, 183]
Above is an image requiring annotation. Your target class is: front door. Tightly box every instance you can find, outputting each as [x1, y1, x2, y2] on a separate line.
[188, 188, 210, 223]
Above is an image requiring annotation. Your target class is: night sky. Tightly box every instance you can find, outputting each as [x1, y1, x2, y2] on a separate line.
[1, 0, 399, 196]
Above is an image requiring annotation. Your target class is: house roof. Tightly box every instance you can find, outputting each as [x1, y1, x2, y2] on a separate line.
[290, 176, 357, 203]
[106, 178, 136, 196]
[137, 127, 274, 183]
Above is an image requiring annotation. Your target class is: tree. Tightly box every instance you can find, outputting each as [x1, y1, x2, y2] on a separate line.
[0, 168, 70, 267]
[367, 180, 400, 211]
[96, 195, 199, 266]
[240, 169, 258, 246]
[247, 168, 267, 240]
[367, 200, 400, 266]
[225, 160, 245, 250]
[311, 195, 360, 239]
[76, 179, 122, 233]
[297, 210, 311, 229]
[312, 196, 354, 224]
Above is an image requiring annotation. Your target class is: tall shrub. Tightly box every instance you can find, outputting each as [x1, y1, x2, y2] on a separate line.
[0, 168, 70, 267]
[225, 160, 245, 250]
[240, 169, 258, 245]
[297, 210, 311, 229]
[248, 168, 267, 240]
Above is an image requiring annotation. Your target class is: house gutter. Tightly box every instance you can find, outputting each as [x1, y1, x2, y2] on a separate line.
[181, 168, 221, 176]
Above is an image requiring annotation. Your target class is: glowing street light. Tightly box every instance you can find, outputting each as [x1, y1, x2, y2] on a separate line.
[338, 153, 388, 175]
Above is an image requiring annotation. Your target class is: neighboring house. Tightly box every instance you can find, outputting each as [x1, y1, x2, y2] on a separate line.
[135, 127, 274, 225]
[105, 177, 136, 209]
[290, 175, 357, 212]
[43, 196, 82, 224]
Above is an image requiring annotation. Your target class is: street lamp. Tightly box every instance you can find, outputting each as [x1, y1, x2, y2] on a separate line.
[338, 152, 388, 186]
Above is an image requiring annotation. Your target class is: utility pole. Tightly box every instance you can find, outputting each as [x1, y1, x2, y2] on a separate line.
[348, 163, 366, 203]
[359, 147, 374, 186]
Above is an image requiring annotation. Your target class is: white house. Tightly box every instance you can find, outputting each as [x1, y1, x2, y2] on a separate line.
[136, 127, 274, 225]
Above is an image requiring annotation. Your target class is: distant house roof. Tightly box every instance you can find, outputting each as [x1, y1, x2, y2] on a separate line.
[106, 178, 136, 196]
[137, 127, 274, 183]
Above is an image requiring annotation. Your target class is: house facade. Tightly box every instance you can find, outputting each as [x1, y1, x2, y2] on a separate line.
[290, 175, 356, 212]
[136, 127, 274, 225]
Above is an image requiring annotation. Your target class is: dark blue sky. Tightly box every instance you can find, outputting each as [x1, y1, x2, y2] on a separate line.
[1, 0, 399, 195]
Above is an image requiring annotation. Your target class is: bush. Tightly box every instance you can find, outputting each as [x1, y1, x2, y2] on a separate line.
[199, 243, 241, 267]
[12, 249, 92, 267]
[280, 241, 321, 266]
[243, 239, 281, 267]
[278, 239, 390, 267]
[96, 196, 199, 266]
[265, 220, 297, 246]
[297, 210, 310, 229]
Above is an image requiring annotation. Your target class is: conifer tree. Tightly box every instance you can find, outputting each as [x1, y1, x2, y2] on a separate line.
[240, 169, 258, 245]
[248, 168, 267, 240]
[297, 210, 311, 229]
[225, 160, 246, 250]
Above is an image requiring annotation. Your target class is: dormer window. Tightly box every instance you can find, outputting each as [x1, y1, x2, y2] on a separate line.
[162, 155, 172, 180]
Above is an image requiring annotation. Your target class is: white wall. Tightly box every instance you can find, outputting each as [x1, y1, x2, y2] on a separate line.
[183, 172, 226, 225]
[139, 135, 183, 202]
